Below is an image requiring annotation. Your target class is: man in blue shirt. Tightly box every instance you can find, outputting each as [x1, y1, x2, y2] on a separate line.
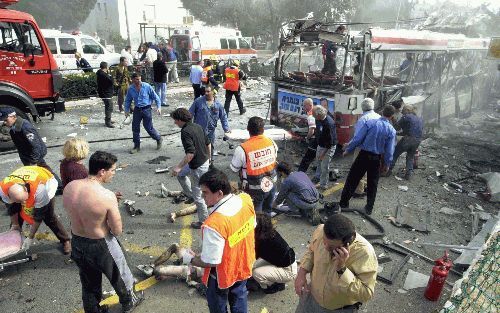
[124, 73, 163, 154]
[273, 162, 320, 225]
[339, 105, 396, 215]
[189, 60, 204, 100]
[387, 104, 423, 180]
[189, 85, 231, 158]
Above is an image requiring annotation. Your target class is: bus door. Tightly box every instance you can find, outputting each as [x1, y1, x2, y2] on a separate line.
[0, 21, 52, 99]
[171, 35, 191, 63]
[191, 36, 201, 62]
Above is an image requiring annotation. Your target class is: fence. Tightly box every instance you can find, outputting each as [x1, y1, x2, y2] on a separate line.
[441, 228, 499, 313]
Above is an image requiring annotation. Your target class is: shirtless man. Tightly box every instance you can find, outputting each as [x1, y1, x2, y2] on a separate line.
[63, 151, 142, 313]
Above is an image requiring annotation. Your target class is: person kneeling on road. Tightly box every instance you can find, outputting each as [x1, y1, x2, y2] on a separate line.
[247, 212, 296, 294]
[273, 162, 321, 225]
[0, 165, 71, 254]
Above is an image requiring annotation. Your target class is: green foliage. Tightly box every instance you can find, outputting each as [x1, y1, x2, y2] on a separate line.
[12, 0, 97, 30]
[60, 73, 97, 99]
[107, 31, 128, 50]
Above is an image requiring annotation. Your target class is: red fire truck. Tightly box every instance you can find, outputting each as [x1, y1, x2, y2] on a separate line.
[270, 20, 494, 145]
[0, 0, 64, 147]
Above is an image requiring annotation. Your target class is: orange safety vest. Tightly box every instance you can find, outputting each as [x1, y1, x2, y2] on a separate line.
[201, 193, 256, 289]
[240, 135, 277, 190]
[201, 65, 212, 83]
[223, 67, 239, 91]
[0, 166, 54, 225]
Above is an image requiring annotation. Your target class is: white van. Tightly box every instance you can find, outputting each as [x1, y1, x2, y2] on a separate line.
[41, 29, 121, 72]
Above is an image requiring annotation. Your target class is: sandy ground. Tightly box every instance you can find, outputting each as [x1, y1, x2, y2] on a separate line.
[0, 78, 498, 313]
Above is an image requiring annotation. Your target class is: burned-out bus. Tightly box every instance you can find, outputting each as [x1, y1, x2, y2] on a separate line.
[270, 20, 495, 145]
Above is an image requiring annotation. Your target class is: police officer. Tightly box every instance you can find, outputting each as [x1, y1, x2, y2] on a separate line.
[0, 107, 63, 192]
[223, 59, 247, 115]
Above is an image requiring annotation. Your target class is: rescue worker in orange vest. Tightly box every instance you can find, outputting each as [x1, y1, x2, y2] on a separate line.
[181, 168, 256, 313]
[201, 59, 219, 95]
[0, 166, 71, 254]
[230, 116, 278, 213]
[223, 59, 247, 115]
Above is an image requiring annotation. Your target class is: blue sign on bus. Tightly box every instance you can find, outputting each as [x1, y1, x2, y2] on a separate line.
[277, 89, 334, 116]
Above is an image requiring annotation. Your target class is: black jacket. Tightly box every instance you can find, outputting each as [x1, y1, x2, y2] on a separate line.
[9, 117, 47, 165]
[153, 59, 168, 83]
[96, 69, 114, 98]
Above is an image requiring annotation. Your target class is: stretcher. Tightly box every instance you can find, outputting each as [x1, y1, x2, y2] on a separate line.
[224, 126, 294, 142]
[0, 230, 37, 272]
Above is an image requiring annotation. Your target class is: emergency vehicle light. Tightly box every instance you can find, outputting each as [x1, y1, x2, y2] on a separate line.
[194, 31, 199, 36]
[184, 30, 190, 34]
[0, 0, 18, 9]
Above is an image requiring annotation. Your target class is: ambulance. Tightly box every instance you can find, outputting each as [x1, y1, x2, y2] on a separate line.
[41, 29, 121, 72]
[169, 25, 258, 64]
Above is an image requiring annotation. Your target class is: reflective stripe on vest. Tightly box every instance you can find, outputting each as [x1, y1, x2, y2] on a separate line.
[223, 67, 239, 91]
[201, 193, 256, 289]
[201, 66, 212, 83]
[240, 135, 277, 187]
[0, 166, 54, 225]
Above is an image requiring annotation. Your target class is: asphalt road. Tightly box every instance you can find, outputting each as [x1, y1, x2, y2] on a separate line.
[1, 82, 496, 313]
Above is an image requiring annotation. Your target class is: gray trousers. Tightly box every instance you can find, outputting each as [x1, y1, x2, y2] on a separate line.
[296, 293, 359, 313]
[177, 161, 209, 222]
[315, 146, 336, 188]
[102, 98, 113, 125]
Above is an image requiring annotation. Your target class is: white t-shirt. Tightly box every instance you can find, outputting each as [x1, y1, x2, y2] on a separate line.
[0, 177, 57, 208]
[307, 114, 316, 129]
[201, 194, 255, 265]
[230, 139, 278, 180]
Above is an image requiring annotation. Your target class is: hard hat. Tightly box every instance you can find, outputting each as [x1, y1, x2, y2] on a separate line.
[233, 59, 240, 66]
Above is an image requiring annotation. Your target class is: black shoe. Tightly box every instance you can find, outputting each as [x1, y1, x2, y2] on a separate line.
[184, 197, 195, 204]
[263, 283, 285, 294]
[105, 123, 115, 128]
[311, 177, 320, 184]
[309, 205, 321, 226]
[246, 278, 262, 292]
[329, 171, 337, 182]
[240, 108, 247, 115]
[122, 290, 144, 313]
[364, 205, 373, 215]
[157, 137, 163, 150]
[190, 221, 203, 229]
[381, 169, 392, 177]
[404, 172, 412, 181]
[352, 192, 366, 199]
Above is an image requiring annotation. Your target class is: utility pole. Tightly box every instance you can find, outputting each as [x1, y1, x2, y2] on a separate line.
[123, 0, 131, 46]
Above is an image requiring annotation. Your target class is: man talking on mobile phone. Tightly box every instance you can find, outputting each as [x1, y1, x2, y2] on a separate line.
[294, 214, 378, 313]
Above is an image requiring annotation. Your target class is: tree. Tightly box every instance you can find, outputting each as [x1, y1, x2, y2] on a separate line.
[181, 0, 358, 50]
[12, 0, 97, 30]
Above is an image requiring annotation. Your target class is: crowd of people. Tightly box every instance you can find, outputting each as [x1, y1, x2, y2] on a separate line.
[0, 54, 423, 312]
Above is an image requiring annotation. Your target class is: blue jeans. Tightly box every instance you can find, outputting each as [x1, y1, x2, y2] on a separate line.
[154, 82, 167, 106]
[247, 185, 276, 213]
[207, 274, 248, 313]
[177, 161, 209, 222]
[314, 146, 335, 188]
[132, 106, 161, 148]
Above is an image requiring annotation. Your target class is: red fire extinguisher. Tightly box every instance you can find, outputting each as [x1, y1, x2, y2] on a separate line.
[424, 251, 453, 301]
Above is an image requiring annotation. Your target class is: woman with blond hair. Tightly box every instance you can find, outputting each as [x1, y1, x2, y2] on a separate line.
[59, 137, 89, 188]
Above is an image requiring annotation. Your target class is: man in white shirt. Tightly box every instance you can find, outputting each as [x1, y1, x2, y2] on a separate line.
[298, 98, 317, 173]
[0, 166, 71, 254]
[120, 45, 134, 70]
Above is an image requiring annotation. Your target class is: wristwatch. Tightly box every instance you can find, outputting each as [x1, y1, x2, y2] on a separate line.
[337, 267, 346, 276]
